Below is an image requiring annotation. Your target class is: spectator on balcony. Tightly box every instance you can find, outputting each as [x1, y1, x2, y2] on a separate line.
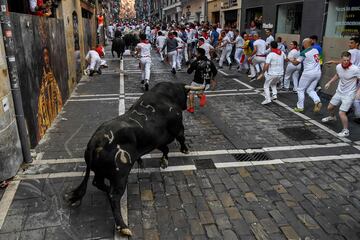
[29, 0, 52, 16]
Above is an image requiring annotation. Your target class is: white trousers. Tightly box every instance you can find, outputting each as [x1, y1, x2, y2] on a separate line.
[176, 49, 184, 69]
[250, 56, 266, 76]
[219, 48, 232, 67]
[168, 50, 177, 69]
[264, 75, 282, 101]
[89, 58, 101, 71]
[140, 57, 151, 81]
[284, 63, 301, 90]
[158, 45, 165, 61]
[297, 72, 321, 109]
[183, 45, 189, 62]
[234, 48, 243, 65]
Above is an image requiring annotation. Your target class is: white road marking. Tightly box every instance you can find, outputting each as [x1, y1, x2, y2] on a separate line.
[232, 78, 254, 90]
[68, 98, 119, 102]
[14, 153, 360, 180]
[218, 70, 229, 76]
[64, 124, 83, 158]
[72, 94, 119, 98]
[0, 181, 20, 230]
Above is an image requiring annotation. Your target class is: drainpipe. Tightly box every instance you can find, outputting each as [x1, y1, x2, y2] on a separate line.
[0, 0, 32, 163]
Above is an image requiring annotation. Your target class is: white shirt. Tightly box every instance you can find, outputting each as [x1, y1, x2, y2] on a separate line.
[145, 26, 151, 34]
[336, 64, 360, 95]
[254, 39, 267, 56]
[349, 48, 360, 67]
[278, 43, 286, 53]
[266, 35, 275, 47]
[235, 36, 244, 48]
[136, 42, 152, 57]
[221, 36, 232, 50]
[297, 48, 321, 73]
[266, 51, 286, 76]
[176, 37, 186, 49]
[86, 50, 101, 61]
[227, 31, 234, 41]
[156, 36, 166, 48]
[287, 49, 300, 61]
[200, 43, 214, 59]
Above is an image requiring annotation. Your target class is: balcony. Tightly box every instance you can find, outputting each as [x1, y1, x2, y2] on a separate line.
[221, 0, 238, 9]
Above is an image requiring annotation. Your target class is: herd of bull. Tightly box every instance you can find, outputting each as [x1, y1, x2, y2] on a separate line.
[65, 82, 205, 236]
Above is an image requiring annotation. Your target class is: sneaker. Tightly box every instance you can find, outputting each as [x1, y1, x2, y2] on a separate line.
[200, 95, 207, 107]
[141, 80, 145, 84]
[321, 116, 337, 123]
[218, 66, 223, 69]
[316, 86, 322, 93]
[271, 95, 277, 101]
[171, 68, 176, 74]
[313, 102, 322, 113]
[97, 69, 102, 75]
[187, 107, 194, 113]
[228, 63, 232, 70]
[337, 129, 349, 137]
[144, 81, 149, 91]
[237, 65, 240, 70]
[261, 99, 271, 105]
[177, 68, 181, 71]
[248, 74, 255, 78]
[294, 107, 304, 113]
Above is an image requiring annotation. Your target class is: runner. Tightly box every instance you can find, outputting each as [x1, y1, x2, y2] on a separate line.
[162, 32, 178, 74]
[289, 38, 322, 113]
[321, 51, 360, 137]
[218, 31, 232, 69]
[232, 30, 244, 72]
[156, 31, 166, 62]
[248, 33, 267, 79]
[284, 41, 301, 92]
[135, 33, 152, 91]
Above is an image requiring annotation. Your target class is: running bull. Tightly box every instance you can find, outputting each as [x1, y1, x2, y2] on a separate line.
[67, 82, 204, 236]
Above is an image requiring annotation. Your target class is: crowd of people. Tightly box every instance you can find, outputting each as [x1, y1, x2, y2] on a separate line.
[106, 20, 360, 137]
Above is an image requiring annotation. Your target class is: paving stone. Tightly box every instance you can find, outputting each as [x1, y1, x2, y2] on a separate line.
[183, 204, 199, 219]
[279, 179, 293, 188]
[222, 229, 238, 240]
[273, 185, 287, 194]
[280, 226, 300, 240]
[280, 193, 298, 207]
[239, 167, 250, 178]
[225, 207, 242, 220]
[245, 192, 258, 202]
[260, 218, 280, 234]
[19, 228, 46, 240]
[196, 197, 210, 211]
[213, 183, 227, 193]
[241, 210, 258, 224]
[204, 224, 221, 238]
[313, 215, 338, 234]
[168, 195, 182, 210]
[199, 211, 215, 225]
[269, 210, 288, 226]
[214, 214, 232, 230]
[204, 189, 218, 201]
[336, 223, 359, 240]
[219, 192, 235, 207]
[338, 214, 360, 229]
[208, 200, 225, 214]
[144, 229, 160, 240]
[296, 214, 320, 229]
[141, 190, 154, 201]
[180, 190, 194, 204]
[307, 185, 329, 199]
[171, 210, 188, 228]
[250, 222, 269, 240]
[190, 220, 205, 235]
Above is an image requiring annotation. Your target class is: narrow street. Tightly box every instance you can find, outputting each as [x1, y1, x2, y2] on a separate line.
[0, 46, 360, 240]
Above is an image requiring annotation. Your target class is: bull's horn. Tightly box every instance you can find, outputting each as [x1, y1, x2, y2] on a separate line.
[184, 85, 205, 90]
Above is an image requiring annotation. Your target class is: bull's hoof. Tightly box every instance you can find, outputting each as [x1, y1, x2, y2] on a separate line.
[116, 227, 132, 236]
[160, 158, 168, 169]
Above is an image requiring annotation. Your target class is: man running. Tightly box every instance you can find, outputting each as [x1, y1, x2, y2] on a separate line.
[199, 37, 214, 60]
[162, 32, 178, 74]
[135, 33, 152, 91]
[248, 33, 267, 79]
[259, 41, 286, 105]
[156, 31, 166, 62]
[218, 31, 232, 69]
[321, 51, 360, 137]
[284, 41, 301, 92]
[187, 48, 217, 113]
[290, 38, 322, 113]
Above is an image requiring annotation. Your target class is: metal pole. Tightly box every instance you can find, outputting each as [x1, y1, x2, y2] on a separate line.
[0, 0, 32, 163]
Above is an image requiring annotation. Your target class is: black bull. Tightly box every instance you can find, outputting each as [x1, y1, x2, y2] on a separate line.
[67, 82, 200, 236]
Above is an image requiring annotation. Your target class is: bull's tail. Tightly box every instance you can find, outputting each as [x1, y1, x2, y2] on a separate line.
[68, 144, 94, 205]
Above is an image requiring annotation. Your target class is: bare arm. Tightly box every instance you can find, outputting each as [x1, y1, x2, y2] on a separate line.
[325, 73, 340, 90]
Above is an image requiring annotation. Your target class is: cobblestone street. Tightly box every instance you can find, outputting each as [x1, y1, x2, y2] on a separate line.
[0, 47, 360, 240]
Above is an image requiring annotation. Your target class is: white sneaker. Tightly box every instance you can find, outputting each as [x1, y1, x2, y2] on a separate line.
[271, 95, 277, 100]
[337, 129, 349, 137]
[261, 99, 271, 105]
[321, 116, 337, 123]
[248, 74, 255, 78]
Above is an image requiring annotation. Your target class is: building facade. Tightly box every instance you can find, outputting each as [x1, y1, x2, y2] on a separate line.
[240, 0, 360, 94]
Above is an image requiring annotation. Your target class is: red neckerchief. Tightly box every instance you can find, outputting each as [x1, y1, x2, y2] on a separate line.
[271, 48, 282, 55]
[342, 62, 352, 69]
[203, 32, 208, 39]
[141, 39, 149, 44]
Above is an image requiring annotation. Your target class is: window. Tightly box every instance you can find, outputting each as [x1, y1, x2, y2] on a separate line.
[245, 7, 263, 34]
[325, 0, 360, 37]
[276, 3, 303, 34]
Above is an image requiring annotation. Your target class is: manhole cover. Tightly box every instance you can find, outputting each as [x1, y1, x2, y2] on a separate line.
[233, 152, 271, 162]
[278, 127, 319, 141]
[194, 159, 216, 169]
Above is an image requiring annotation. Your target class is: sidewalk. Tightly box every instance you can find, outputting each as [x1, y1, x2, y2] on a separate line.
[0, 48, 359, 240]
